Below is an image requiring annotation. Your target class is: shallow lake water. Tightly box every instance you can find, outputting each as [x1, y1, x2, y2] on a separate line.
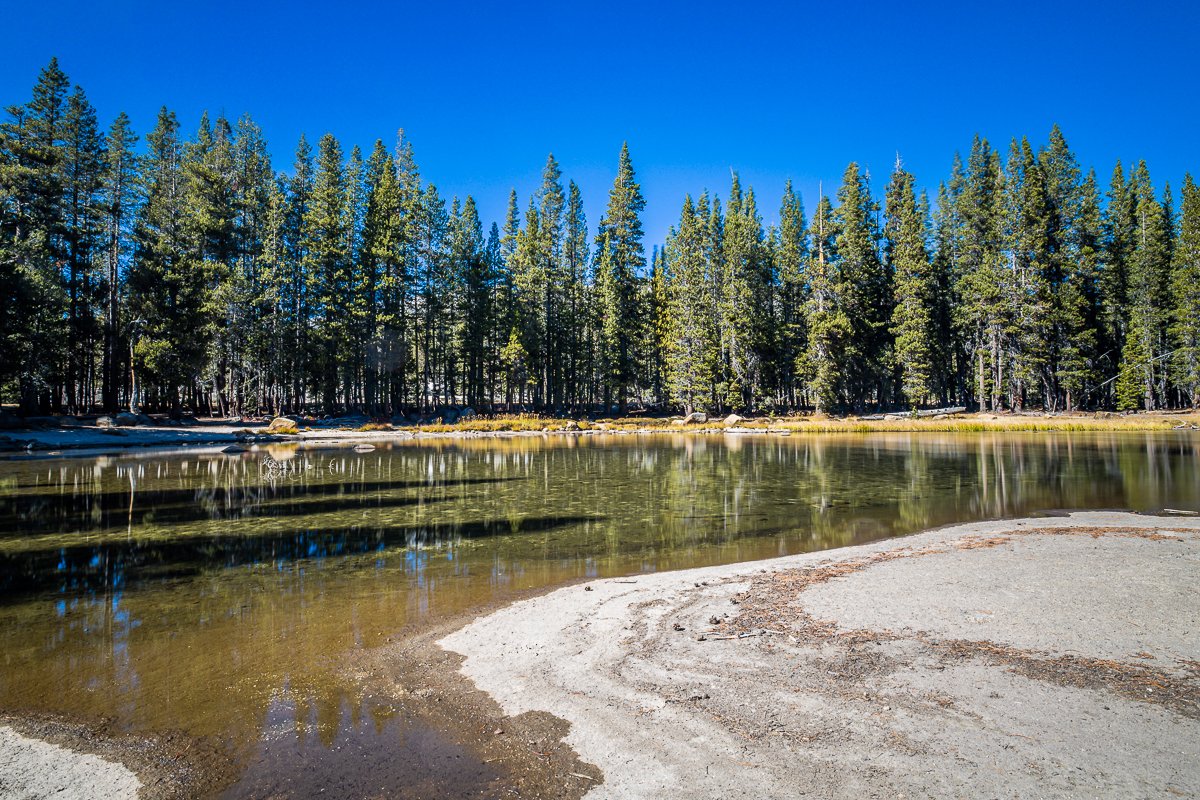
[0, 431, 1197, 796]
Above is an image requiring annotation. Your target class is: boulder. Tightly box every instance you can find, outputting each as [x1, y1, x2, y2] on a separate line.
[443, 409, 459, 424]
[266, 416, 299, 433]
[682, 412, 708, 424]
[96, 416, 115, 428]
[671, 419, 687, 426]
[221, 445, 247, 454]
[459, 407, 476, 419]
[114, 412, 142, 427]
[883, 414, 900, 421]
[723, 414, 744, 426]
[563, 421, 581, 431]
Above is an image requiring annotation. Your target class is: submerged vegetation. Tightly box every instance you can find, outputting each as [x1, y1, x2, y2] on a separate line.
[2, 59, 1199, 419]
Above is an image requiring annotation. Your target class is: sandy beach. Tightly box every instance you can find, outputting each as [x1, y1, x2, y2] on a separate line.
[442, 511, 1200, 799]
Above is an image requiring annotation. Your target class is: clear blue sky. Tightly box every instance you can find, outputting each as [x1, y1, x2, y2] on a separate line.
[2, 0, 1196, 246]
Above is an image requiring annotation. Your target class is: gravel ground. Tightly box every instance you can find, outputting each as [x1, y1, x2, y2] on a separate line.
[441, 511, 1200, 799]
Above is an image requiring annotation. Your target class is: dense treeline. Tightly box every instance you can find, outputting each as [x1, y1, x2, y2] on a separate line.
[2, 59, 1198, 416]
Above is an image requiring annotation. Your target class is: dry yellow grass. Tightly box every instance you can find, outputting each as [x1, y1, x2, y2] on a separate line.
[412, 411, 1200, 436]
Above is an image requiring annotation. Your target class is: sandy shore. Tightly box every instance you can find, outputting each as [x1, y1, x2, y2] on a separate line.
[3, 410, 1197, 459]
[441, 511, 1200, 799]
[0, 725, 141, 799]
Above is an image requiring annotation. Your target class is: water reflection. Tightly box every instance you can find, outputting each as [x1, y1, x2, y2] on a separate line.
[0, 432, 1196, 793]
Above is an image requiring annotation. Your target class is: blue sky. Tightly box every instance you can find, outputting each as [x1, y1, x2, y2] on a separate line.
[2, 0, 1196, 246]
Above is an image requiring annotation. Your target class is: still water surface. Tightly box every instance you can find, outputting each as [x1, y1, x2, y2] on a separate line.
[0, 432, 1197, 794]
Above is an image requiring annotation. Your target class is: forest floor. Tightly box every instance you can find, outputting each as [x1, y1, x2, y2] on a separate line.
[2, 409, 1198, 458]
[442, 511, 1200, 799]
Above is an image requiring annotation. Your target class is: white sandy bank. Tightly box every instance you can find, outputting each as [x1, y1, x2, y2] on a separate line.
[441, 511, 1200, 799]
[0, 725, 141, 799]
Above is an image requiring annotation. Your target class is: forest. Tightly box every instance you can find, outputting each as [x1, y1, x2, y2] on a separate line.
[1, 58, 1198, 418]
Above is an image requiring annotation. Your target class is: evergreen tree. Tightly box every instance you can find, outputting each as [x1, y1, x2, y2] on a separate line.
[1115, 162, 1171, 410]
[1004, 137, 1051, 410]
[953, 137, 1008, 410]
[1099, 161, 1136, 404]
[1169, 174, 1200, 408]
[563, 180, 589, 408]
[281, 135, 313, 410]
[128, 107, 207, 411]
[885, 160, 934, 409]
[664, 194, 719, 412]
[800, 193, 849, 413]
[719, 174, 772, 410]
[593, 142, 645, 411]
[1, 58, 71, 411]
[100, 112, 138, 412]
[60, 85, 106, 412]
[1057, 168, 1102, 409]
[775, 181, 807, 407]
[304, 132, 349, 411]
[834, 163, 890, 410]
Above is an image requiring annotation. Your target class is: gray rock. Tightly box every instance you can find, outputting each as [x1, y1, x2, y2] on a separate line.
[114, 412, 141, 427]
[723, 414, 744, 426]
[221, 445, 247, 454]
[266, 417, 298, 433]
[682, 412, 708, 424]
[96, 416, 115, 428]
[563, 421, 581, 431]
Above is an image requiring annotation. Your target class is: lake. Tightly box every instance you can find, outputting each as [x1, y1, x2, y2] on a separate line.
[0, 431, 1197, 796]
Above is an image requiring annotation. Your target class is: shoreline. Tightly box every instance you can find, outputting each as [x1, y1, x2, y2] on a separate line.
[3, 511, 1198, 798]
[441, 511, 1200, 799]
[2, 410, 1197, 460]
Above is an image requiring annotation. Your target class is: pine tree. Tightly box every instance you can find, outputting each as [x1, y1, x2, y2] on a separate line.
[60, 85, 106, 412]
[453, 196, 488, 407]
[885, 160, 934, 409]
[281, 135, 313, 411]
[1099, 161, 1136, 404]
[1004, 137, 1051, 410]
[1169, 174, 1200, 407]
[718, 173, 772, 410]
[1115, 162, 1171, 410]
[1056, 168, 1102, 409]
[128, 107, 208, 411]
[834, 163, 890, 410]
[563, 180, 589, 408]
[304, 132, 349, 412]
[953, 137, 1008, 410]
[664, 194, 719, 412]
[800, 193, 849, 413]
[510, 198, 543, 406]
[928, 182, 962, 405]
[775, 181, 807, 406]
[360, 139, 397, 412]
[538, 154, 567, 408]
[1, 58, 71, 412]
[100, 112, 138, 412]
[593, 142, 645, 412]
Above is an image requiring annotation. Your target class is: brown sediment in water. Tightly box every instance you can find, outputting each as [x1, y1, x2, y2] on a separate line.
[2, 582, 602, 800]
